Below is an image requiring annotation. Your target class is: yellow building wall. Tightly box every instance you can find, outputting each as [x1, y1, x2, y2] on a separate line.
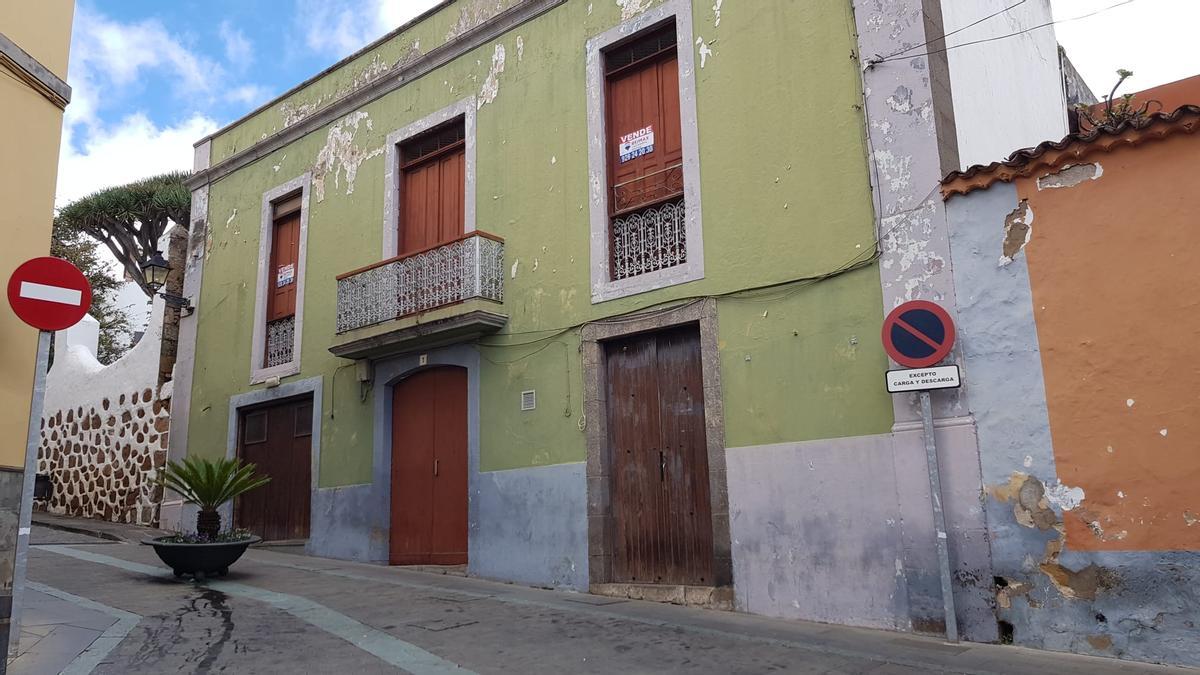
[0, 5, 74, 468]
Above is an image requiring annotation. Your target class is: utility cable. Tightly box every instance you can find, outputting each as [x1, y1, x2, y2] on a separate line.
[867, 0, 1136, 66]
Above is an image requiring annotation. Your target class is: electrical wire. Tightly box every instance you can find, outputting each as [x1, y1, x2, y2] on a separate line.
[871, 0, 1030, 64]
[868, 0, 1136, 65]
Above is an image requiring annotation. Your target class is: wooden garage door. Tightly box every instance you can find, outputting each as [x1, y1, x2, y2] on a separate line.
[606, 325, 713, 585]
[390, 367, 468, 565]
[236, 396, 312, 542]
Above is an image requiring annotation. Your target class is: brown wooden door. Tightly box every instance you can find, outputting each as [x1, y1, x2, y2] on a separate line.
[236, 396, 312, 541]
[605, 27, 683, 214]
[399, 142, 465, 255]
[390, 367, 468, 565]
[606, 325, 713, 585]
[267, 211, 300, 321]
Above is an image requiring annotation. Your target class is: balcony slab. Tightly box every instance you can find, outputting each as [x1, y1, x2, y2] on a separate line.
[329, 299, 506, 360]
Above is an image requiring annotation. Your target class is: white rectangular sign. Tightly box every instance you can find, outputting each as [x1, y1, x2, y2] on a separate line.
[618, 125, 655, 162]
[19, 281, 82, 306]
[886, 365, 961, 393]
[276, 263, 295, 288]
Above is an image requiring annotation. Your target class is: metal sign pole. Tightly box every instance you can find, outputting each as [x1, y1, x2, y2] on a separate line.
[7, 330, 51, 663]
[919, 389, 958, 643]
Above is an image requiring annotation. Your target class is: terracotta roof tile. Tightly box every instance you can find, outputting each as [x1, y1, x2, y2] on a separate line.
[941, 105, 1200, 199]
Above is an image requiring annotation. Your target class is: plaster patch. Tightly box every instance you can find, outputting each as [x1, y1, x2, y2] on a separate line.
[311, 111, 384, 202]
[1037, 163, 1103, 191]
[1126, 398, 1135, 407]
[1044, 480, 1086, 511]
[511, 258, 519, 278]
[516, 35, 525, 61]
[478, 44, 506, 108]
[999, 199, 1034, 267]
[226, 209, 238, 226]
[712, 0, 723, 26]
[617, 0, 654, 21]
[696, 37, 714, 68]
[1159, 428, 1168, 437]
[1184, 511, 1198, 526]
[1038, 535, 1116, 600]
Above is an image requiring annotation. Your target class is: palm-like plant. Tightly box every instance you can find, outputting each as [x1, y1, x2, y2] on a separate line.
[157, 457, 270, 539]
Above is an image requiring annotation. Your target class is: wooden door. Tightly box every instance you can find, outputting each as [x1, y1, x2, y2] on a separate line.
[606, 325, 713, 585]
[267, 211, 300, 321]
[605, 26, 683, 214]
[390, 367, 468, 565]
[399, 140, 465, 255]
[236, 396, 312, 541]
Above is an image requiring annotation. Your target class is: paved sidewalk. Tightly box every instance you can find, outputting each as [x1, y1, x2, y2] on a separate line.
[16, 517, 1192, 674]
[31, 512, 170, 544]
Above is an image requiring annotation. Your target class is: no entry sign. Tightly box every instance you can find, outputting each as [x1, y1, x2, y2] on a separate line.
[881, 300, 955, 368]
[7, 257, 92, 331]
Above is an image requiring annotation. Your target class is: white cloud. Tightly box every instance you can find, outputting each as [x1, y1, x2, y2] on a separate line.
[296, 0, 440, 58]
[65, 5, 225, 134]
[1052, 0, 1200, 94]
[226, 84, 273, 107]
[57, 114, 218, 207]
[219, 20, 254, 66]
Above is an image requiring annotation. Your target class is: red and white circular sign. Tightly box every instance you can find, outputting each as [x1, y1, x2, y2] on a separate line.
[6, 257, 92, 331]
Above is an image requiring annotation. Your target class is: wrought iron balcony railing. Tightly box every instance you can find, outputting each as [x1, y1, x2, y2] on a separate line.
[335, 231, 504, 334]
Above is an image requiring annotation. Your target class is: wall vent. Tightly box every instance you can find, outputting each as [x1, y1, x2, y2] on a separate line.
[520, 390, 537, 411]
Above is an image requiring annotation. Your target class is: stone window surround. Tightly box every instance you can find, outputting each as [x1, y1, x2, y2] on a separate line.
[581, 298, 731, 588]
[381, 97, 478, 259]
[250, 173, 312, 384]
[585, 0, 705, 304]
[220, 376, 323, 534]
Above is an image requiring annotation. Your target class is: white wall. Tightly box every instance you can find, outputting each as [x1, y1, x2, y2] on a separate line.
[943, 0, 1069, 169]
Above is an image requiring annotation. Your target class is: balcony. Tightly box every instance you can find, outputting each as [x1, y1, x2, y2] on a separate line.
[330, 231, 506, 360]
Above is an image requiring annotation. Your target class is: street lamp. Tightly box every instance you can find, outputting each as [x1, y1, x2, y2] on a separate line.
[140, 250, 193, 313]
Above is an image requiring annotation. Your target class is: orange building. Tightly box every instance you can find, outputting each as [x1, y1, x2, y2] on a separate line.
[941, 76, 1200, 667]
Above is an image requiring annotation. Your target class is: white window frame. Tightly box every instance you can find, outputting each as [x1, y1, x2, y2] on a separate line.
[250, 173, 311, 384]
[585, 0, 704, 304]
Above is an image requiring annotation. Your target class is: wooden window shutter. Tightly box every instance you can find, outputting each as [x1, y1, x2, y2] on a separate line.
[604, 24, 683, 215]
[398, 119, 466, 256]
[267, 198, 301, 321]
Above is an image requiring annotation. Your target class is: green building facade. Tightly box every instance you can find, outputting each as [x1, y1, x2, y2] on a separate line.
[172, 0, 944, 629]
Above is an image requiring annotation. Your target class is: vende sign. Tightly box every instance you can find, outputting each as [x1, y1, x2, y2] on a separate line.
[7, 257, 92, 331]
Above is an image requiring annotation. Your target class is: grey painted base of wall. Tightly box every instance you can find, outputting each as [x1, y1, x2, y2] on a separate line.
[469, 462, 588, 591]
[308, 484, 386, 563]
[300, 463, 588, 592]
[726, 424, 997, 642]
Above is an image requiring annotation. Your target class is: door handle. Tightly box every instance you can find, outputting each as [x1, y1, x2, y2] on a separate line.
[434, 459, 439, 477]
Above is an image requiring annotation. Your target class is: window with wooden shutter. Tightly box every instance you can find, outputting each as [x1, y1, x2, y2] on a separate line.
[398, 119, 466, 256]
[265, 194, 301, 367]
[604, 23, 686, 280]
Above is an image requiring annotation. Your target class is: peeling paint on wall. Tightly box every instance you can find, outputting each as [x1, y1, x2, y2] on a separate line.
[999, 199, 1033, 267]
[1044, 480, 1085, 511]
[311, 111, 384, 202]
[989, 472, 1058, 531]
[478, 44, 507, 108]
[617, 0, 654, 22]
[516, 35, 525, 61]
[695, 37, 714, 68]
[1037, 162, 1103, 191]
[447, 0, 506, 42]
[279, 49, 422, 130]
[1038, 535, 1117, 600]
[712, 0, 723, 27]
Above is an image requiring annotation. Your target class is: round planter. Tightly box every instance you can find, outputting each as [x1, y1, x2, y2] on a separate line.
[142, 535, 261, 579]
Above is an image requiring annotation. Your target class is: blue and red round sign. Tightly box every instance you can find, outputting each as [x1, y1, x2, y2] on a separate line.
[881, 300, 956, 368]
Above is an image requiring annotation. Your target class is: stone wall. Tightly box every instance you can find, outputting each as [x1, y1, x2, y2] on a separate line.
[35, 298, 171, 527]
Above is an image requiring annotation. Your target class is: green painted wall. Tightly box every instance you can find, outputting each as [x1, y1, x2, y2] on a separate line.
[188, 0, 894, 483]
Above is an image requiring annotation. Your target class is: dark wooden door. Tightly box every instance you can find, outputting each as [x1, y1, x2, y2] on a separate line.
[390, 367, 468, 565]
[606, 325, 713, 585]
[236, 396, 312, 541]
